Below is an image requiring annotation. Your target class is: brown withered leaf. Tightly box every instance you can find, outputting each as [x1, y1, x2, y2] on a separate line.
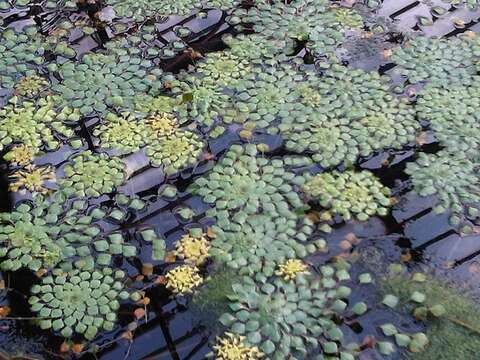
[122, 331, 134, 341]
[71, 343, 84, 354]
[134, 308, 146, 320]
[60, 342, 70, 353]
[142, 263, 154, 277]
[164, 252, 177, 263]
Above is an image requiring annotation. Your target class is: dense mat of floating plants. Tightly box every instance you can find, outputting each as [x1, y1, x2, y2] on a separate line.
[1, 0, 480, 358]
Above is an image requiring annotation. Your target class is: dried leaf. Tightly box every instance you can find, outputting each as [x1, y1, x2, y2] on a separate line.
[155, 275, 167, 285]
[60, 342, 70, 353]
[71, 343, 84, 354]
[164, 252, 177, 263]
[0, 306, 11, 317]
[134, 308, 145, 319]
[142, 263, 154, 276]
[122, 330, 134, 341]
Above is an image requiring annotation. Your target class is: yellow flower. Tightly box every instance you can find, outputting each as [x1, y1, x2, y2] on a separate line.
[165, 265, 203, 295]
[3, 144, 36, 166]
[145, 113, 178, 137]
[213, 332, 264, 360]
[174, 234, 210, 265]
[9, 165, 55, 194]
[275, 259, 310, 281]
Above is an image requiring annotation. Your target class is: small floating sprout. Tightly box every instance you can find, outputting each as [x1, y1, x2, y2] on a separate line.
[174, 230, 210, 266]
[303, 170, 393, 222]
[165, 265, 203, 295]
[213, 332, 264, 360]
[3, 144, 36, 166]
[275, 259, 310, 281]
[9, 165, 55, 194]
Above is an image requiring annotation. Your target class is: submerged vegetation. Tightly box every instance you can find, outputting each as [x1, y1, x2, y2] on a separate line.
[0, 0, 480, 358]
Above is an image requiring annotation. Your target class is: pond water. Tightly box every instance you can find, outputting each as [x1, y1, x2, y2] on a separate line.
[1, 0, 480, 359]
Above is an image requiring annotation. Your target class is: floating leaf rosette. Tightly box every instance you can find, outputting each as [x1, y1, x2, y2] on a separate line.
[279, 64, 419, 168]
[93, 112, 155, 154]
[59, 151, 126, 198]
[145, 130, 203, 174]
[405, 151, 480, 231]
[52, 52, 163, 115]
[105, 0, 241, 21]
[196, 51, 252, 87]
[219, 270, 354, 358]
[190, 144, 306, 218]
[169, 75, 232, 127]
[208, 214, 323, 279]
[29, 267, 138, 339]
[303, 170, 393, 223]
[9, 165, 56, 194]
[0, 96, 79, 154]
[416, 76, 480, 157]
[391, 35, 479, 85]
[0, 27, 46, 89]
[231, 0, 364, 57]
[14, 75, 49, 97]
[222, 34, 292, 66]
[0, 194, 135, 271]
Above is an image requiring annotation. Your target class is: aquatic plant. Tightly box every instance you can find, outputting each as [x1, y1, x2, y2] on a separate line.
[275, 259, 310, 281]
[441, 0, 480, 10]
[173, 229, 210, 265]
[145, 130, 203, 174]
[3, 144, 36, 166]
[191, 144, 305, 217]
[303, 170, 393, 222]
[0, 194, 136, 271]
[0, 27, 46, 89]
[14, 75, 49, 97]
[220, 271, 353, 357]
[232, 0, 364, 56]
[222, 34, 292, 65]
[383, 274, 480, 359]
[59, 151, 126, 198]
[52, 52, 163, 115]
[208, 214, 323, 278]
[391, 35, 478, 85]
[93, 112, 155, 154]
[134, 94, 178, 115]
[405, 151, 480, 230]
[170, 75, 232, 127]
[165, 265, 203, 295]
[145, 112, 178, 137]
[416, 77, 480, 157]
[138, 228, 166, 261]
[279, 64, 419, 167]
[29, 267, 135, 339]
[9, 165, 55, 194]
[213, 332, 264, 360]
[196, 51, 252, 87]
[0, 96, 78, 154]
[105, 0, 240, 21]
